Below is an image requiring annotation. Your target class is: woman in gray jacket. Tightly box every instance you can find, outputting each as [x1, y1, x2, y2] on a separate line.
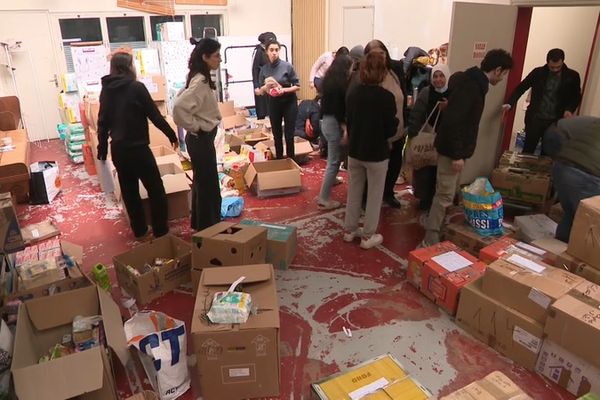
[173, 38, 223, 231]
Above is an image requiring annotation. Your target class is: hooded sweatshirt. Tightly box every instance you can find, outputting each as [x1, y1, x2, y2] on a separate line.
[97, 75, 177, 160]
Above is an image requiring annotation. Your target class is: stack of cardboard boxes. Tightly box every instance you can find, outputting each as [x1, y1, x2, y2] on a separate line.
[491, 151, 553, 209]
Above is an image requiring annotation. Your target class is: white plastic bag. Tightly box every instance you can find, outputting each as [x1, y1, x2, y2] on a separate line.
[124, 311, 190, 400]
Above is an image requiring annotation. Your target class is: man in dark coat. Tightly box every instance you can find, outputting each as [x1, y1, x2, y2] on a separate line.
[423, 49, 513, 246]
[502, 48, 581, 154]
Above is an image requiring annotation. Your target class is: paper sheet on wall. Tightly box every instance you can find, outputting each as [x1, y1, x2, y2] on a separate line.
[431, 251, 473, 272]
[135, 48, 161, 75]
[71, 45, 109, 90]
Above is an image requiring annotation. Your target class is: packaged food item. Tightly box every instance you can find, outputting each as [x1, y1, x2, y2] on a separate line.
[72, 315, 103, 352]
[207, 276, 253, 324]
[39, 343, 73, 363]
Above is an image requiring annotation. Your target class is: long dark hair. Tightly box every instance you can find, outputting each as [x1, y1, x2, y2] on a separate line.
[110, 52, 136, 80]
[364, 40, 392, 70]
[322, 54, 352, 90]
[186, 37, 221, 89]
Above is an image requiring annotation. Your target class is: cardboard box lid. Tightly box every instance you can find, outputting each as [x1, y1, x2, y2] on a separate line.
[441, 371, 532, 400]
[218, 101, 236, 117]
[551, 281, 600, 328]
[11, 286, 129, 399]
[239, 220, 297, 242]
[150, 144, 177, 158]
[192, 222, 267, 244]
[114, 233, 191, 266]
[193, 264, 279, 333]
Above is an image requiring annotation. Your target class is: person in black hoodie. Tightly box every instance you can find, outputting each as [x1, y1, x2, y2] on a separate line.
[423, 49, 513, 246]
[344, 52, 399, 249]
[97, 51, 178, 240]
[252, 32, 276, 119]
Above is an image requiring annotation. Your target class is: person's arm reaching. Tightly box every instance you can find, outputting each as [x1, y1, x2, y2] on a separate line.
[138, 83, 178, 149]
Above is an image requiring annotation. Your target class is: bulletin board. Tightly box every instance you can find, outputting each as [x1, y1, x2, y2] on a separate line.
[71, 44, 109, 93]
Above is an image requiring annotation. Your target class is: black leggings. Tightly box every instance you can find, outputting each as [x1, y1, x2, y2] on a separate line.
[186, 128, 222, 231]
[269, 94, 298, 159]
[112, 146, 168, 238]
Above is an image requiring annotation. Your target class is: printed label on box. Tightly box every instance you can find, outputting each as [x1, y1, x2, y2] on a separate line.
[229, 368, 251, 378]
[349, 377, 389, 400]
[201, 339, 223, 360]
[528, 288, 552, 309]
[513, 325, 542, 353]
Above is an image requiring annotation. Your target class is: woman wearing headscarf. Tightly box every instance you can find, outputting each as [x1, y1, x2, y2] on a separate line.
[97, 50, 178, 240]
[173, 38, 222, 231]
[406, 63, 451, 210]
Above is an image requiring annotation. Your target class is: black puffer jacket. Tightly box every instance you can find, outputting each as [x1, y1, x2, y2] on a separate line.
[434, 67, 488, 160]
[97, 75, 177, 160]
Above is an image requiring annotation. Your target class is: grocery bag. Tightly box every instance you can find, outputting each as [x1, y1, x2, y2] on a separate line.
[462, 177, 504, 236]
[29, 161, 62, 204]
[405, 103, 440, 170]
[221, 196, 244, 218]
[124, 311, 190, 400]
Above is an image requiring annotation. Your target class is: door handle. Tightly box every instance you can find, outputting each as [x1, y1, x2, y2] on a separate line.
[49, 74, 59, 87]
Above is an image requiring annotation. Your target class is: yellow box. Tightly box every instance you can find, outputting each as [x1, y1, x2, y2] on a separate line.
[312, 354, 431, 400]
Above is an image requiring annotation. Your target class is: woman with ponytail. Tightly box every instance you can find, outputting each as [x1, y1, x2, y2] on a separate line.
[173, 38, 223, 231]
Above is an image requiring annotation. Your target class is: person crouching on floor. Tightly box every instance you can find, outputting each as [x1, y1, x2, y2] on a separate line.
[343, 52, 399, 249]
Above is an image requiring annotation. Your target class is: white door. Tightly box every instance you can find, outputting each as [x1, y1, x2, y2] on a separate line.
[343, 6, 374, 48]
[0, 11, 61, 141]
[447, 2, 518, 184]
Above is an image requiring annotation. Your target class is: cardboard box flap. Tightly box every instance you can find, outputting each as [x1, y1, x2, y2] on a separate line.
[61, 240, 83, 265]
[257, 169, 301, 190]
[193, 222, 236, 242]
[98, 286, 131, 366]
[218, 101, 235, 117]
[25, 285, 99, 330]
[13, 346, 105, 400]
[244, 164, 258, 187]
[201, 264, 272, 286]
[213, 225, 267, 244]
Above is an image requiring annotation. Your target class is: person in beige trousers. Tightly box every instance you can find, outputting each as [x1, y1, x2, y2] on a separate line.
[423, 49, 513, 246]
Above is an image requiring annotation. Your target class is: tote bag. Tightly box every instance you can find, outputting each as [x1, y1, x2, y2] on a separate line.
[406, 102, 440, 170]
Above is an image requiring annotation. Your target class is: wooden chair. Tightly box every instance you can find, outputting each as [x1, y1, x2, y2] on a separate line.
[0, 96, 22, 129]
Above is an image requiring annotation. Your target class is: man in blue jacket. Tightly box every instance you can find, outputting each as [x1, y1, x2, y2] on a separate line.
[502, 48, 581, 154]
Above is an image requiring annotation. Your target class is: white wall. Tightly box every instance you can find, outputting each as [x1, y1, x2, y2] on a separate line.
[512, 6, 600, 134]
[328, 0, 510, 53]
[581, 13, 600, 117]
[0, 0, 292, 38]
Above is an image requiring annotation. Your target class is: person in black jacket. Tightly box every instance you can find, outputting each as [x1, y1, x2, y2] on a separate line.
[344, 52, 399, 249]
[502, 48, 581, 154]
[97, 51, 178, 240]
[423, 49, 513, 246]
[252, 32, 276, 119]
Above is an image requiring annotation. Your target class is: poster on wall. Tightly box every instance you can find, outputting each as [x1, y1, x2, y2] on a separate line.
[473, 42, 487, 60]
[71, 45, 109, 93]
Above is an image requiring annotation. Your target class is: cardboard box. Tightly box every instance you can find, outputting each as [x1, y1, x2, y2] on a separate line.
[490, 168, 551, 206]
[191, 222, 267, 290]
[499, 151, 553, 174]
[150, 145, 182, 169]
[455, 280, 544, 371]
[149, 116, 177, 148]
[548, 202, 564, 224]
[244, 159, 302, 198]
[514, 214, 557, 243]
[113, 234, 191, 305]
[234, 127, 271, 147]
[545, 281, 600, 368]
[536, 340, 600, 397]
[139, 74, 166, 102]
[238, 220, 297, 270]
[568, 195, 600, 269]
[312, 354, 431, 400]
[192, 264, 280, 400]
[114, 163, 191, 221]
[443, 222, 508, 257]
[479, 237, 546, 264]
[0, 192, 24, 253]
[11, 285, 129, 400]
[481, 258, 584, 323]
[262, 136, 314, 160]
[531, 237, 567, 266]
[222, 115, 248, 130]
[420, 250, 486, 315]
[218, 101, 235, 117]
[440, 371, 532, 400]
[20, 219, 60, 245]
[554, 251, 600, 284]
[407, 241, 459, 289]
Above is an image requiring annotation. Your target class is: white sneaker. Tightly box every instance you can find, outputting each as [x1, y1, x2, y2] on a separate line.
[343, 228, 364, 242]
[317, 199, 341, 210]
[360, 234, 383, 249]
[334, 176, 343, 185]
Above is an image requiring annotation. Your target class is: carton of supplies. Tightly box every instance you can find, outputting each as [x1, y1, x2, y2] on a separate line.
[568, 195, 600, 269]
[443, 222, 512, 257]
[514, 214, 557, 243]
[479, 237, 546, 264]
[490, 167, 551, 207]
[555, 251, 600, 285]
[238, 220, 297, 270]
[407, 241, 459, 289]
[499, 151, 553, 174]
[440, 371, 532, 399]
[244, 159, 302, 198]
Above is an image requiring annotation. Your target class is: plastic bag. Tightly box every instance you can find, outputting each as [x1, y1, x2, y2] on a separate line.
[124, 311, 190, 400]
[221, 196, 244, 218]
[207, 276, 252, 324]
[462, 177, 504, 237]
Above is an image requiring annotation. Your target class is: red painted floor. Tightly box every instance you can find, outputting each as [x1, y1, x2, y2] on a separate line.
[17, 139, 573, 400]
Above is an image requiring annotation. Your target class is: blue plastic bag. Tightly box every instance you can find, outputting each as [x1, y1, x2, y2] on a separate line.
[462, 178, 504, 236]
[221, 196, 244, 218]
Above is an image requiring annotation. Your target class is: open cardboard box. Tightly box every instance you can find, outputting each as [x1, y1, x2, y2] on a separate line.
[150, 145, 182, 169]
[238, 220, 297, 270]
[191, 264, 280, 400]
[490, 168, 551, 207]
[114, 163, 190, 220]
[11, 285, 130, 400]
[113, 234, 192, 305]
[441, 371, 532, 400]
[256, 136, 314, 161]
[139, 74, 166, 102]
[234, 127, 271, 147]
[222, 114, 249, 130]
[244, 159, 302, 198]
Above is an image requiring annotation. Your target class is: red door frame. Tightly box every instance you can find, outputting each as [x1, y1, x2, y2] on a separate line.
[501, 7, 533, 152]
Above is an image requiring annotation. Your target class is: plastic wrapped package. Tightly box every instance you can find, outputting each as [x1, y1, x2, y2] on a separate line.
[207, 276, 253, 324]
